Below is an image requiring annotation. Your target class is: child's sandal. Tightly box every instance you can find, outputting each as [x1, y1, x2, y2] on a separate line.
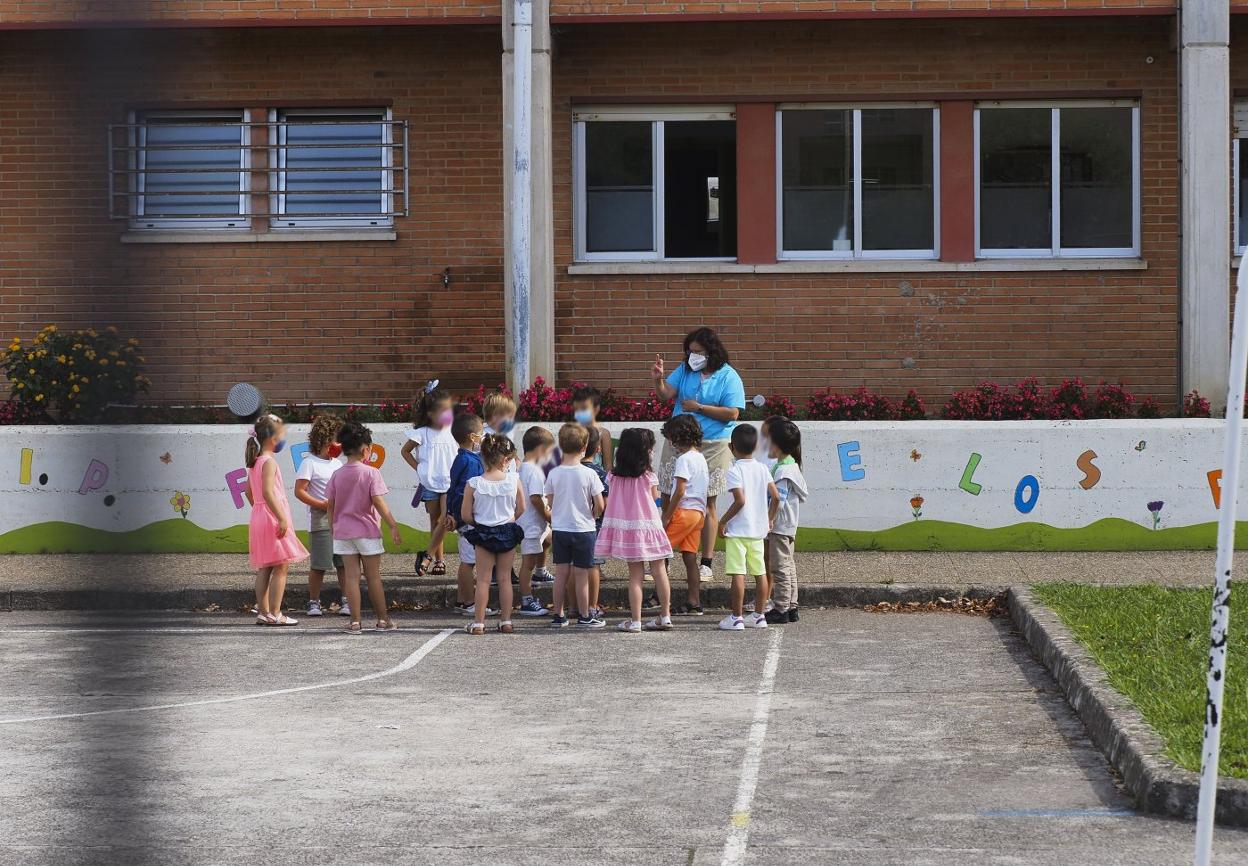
[430, 560, 447, 576]
[413, 550, 431, 576]
[465, 622, 485, 636]
[498, 620, 514, 634]
[375, 620, 398, 631]
[344, 622, 363, 634]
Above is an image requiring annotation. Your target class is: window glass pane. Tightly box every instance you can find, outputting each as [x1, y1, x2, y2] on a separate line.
[979, 108, 1052, 250]
[782, 110, 852, 252]
[140, 116, 242, 217]
[664, 120, 737, 258]
[584, 121, 653, 253]
[282, 113, 385, 217]
[1240, 139, 1248, 251]
[861, 109, 934, 251]
[1060, 107, 1133, 250]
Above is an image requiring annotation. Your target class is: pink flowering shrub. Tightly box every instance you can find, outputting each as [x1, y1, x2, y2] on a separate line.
[806, 386, 901, 421]
[897, 389, 926, 421]
[516, 377, 575, 422]
[1183, 390, 1212, 418]
[1090, 383, 1136, 419]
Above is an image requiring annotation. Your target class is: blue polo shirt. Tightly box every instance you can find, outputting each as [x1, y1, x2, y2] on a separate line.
[666, 363, 746, 441]
[446, 447, 484, 528]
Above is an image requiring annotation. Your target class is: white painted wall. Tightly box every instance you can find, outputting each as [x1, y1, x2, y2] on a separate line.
[0, 419, 1236, 550]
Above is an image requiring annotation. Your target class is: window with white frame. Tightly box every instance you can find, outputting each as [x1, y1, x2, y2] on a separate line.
[976, 101, 1139, 257]
[127, 110, 248, 229]
[574, 108, 737, 261]
[779, 106, 937, 259]
[272, 108, 395, 228]
[1235, 102, 1248, 257]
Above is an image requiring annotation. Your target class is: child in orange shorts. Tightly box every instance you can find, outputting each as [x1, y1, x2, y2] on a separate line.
[661, 415, 709, 615]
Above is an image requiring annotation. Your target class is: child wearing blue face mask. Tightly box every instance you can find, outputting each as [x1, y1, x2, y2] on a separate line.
[572, 385, 613, 472]
[244, 413, 307, 626]
[482, 391, 519, 473]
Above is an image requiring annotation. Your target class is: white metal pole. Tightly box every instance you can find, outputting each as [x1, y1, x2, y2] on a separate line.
[508, 0, 533, 395]
[1193, 262, 1248, 866]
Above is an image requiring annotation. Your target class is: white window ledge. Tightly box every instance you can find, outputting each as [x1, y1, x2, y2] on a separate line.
[568, 258, 1148, 276]
[122, 229, 397, 244]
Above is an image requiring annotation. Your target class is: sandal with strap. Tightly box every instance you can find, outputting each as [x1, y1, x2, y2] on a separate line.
[269, 613, 299, 627]
[413, 550, 431, 576]
[344, 622, 363, 634]
[255, 613, 275, 626]
[375, 619, 398, 631]
[498, 620, 514, 634]
[465, 622, 485, 636]
[430, 560, 447, 576]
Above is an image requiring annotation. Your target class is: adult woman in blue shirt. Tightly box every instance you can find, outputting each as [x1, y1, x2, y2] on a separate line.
[651, 326, 746, 588]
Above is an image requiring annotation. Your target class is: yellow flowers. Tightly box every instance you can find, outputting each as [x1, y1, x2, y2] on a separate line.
[34, 394, 43, 402]
[170, 491, 191, 518]
[5, 324, 148, 422]
[56, 355, 66, 364]
[71, 385, 80, 394]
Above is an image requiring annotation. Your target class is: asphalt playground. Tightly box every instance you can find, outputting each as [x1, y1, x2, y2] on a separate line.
[2, 608, 1247, 866]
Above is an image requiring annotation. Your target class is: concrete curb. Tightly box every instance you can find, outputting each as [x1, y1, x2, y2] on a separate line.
[0, 582, 1002, 612]
[1007, 586, 1248, 826]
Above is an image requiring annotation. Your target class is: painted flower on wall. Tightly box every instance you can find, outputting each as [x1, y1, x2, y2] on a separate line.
[1146, 500, 1164, 530]
[170, 491, 191, 519]
[910, 495, 924, 521]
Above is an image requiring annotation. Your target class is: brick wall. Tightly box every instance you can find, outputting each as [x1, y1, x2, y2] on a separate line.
[0, 25, 505, 404]
[552, 17, 1180, 404]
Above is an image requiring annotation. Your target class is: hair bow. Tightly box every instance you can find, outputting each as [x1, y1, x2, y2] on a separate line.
[425, 379, 440, 394]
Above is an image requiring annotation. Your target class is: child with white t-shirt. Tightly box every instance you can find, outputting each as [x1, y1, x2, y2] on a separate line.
[293, 414, 346, 617]
[544, 423, 606, 629]
[461, 434, 526, 635]
[516, 426, 555, 616]
[717, 424, 779, 632]
[400, 384, 457, 577]
[660, 414, 709, 615]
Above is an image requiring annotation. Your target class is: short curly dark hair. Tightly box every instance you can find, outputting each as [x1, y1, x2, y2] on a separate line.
[662, 413, 703, 449]
[309, 413, 343, 455]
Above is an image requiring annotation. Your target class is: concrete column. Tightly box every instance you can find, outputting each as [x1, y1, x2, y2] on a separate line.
[1179, 0, 1231, 407]
[503, 0, 555, 388]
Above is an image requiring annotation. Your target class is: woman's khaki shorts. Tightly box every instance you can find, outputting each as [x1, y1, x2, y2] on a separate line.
[658, 436, 732, 500]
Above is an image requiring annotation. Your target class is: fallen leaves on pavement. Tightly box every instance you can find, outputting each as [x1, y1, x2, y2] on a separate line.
[864, 593, 1007, 618]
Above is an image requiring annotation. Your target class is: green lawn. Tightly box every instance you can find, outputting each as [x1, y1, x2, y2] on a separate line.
[1032, 583, 1248, 779]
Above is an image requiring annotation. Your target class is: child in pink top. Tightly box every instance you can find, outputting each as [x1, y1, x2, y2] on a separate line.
[325, 421, 402, 634]
[595, 428, 673, 633]
[246, 413, 308, 627]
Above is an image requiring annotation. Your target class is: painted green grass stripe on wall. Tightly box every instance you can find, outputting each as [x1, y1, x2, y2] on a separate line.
[1032, 583, 1248, 779]
[0, 517, 1244, 554]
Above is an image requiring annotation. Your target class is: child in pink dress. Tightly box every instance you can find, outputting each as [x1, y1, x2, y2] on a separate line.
[246, 413, 308, 626]
[595, 427, 673, 633]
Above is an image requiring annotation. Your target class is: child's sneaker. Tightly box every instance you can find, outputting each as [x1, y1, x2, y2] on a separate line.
[747, 612, 769, 629]
[338, 600, 351, 617]
[519, 596, 549, 617]
[306, 599, 323, 617]
[589, 606, 605, 620]
[616, 619, 642, 633]
[674, 603, 704, 616]
[764, 608, 788, 625]
[642, 593, 661, 612]
[549, 615, 569, 628]
[699, 563, 714, 581]
[531, 568, 555, 585]
[787, 608, 800, 623]
[644, 615, 673, 631]
[576, 614, 606, 629]
[454, 602, 474, 617]
[718, 614, 745, 631]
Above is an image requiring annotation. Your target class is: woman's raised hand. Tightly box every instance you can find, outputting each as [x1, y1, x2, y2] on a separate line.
[651, 354, 665, 381]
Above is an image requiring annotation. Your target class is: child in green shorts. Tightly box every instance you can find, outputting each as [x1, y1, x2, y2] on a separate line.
[716, 424, 778, 631]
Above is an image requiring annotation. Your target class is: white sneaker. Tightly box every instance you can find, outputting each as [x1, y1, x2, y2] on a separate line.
[747, 612, 769, 629]
[699, 564, 714, 581]
[644, 615, 673, 631]
[718, 614, 745, 631]
[616, 619, 642, 633]
[338, 600, 351, 617]
[463, 603, 498, 618]
[306, 600, 323, 617]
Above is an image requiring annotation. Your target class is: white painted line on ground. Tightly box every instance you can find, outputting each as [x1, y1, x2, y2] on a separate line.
[721, 628, 784, 866]
[0, 626, 448, 635]
[0, 628, 455, 725]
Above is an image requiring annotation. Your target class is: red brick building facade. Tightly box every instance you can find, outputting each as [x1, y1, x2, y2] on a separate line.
[0, 1, 1241, 407]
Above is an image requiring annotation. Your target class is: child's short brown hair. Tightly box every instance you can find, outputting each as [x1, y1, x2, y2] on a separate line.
[583, 425, 601, 459]
[662, 414, 703, 449]
[482, 391, 517, 421]
[522, 425, 555, 454]
[309, 413, 343, 455]
[558, 422, 589, 455]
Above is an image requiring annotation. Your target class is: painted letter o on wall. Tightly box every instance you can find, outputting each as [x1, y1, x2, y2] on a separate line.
[1014, 475, 1040, 514]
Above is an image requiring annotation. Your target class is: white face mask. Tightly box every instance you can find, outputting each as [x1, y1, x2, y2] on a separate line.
[687, 353, 708, 372]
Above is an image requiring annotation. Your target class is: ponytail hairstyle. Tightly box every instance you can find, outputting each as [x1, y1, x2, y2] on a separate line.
[412, 380, 453, 429]
[480, 432, 517, 471]
[246, 413, 282, 469]
[771, 419, 802, 467]
[612, 427, 655, 478]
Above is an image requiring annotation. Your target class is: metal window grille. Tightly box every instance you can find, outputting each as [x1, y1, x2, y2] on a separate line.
[108, 112, 409, 227]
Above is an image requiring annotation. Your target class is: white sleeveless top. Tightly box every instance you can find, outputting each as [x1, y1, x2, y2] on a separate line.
[468, 475, 518, 527]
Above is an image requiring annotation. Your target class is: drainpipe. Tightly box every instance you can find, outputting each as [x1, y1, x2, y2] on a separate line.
[507, 0, 533, 395]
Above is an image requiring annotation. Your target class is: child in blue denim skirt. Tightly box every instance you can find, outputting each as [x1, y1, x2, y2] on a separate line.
[461, 434, 525, 635]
